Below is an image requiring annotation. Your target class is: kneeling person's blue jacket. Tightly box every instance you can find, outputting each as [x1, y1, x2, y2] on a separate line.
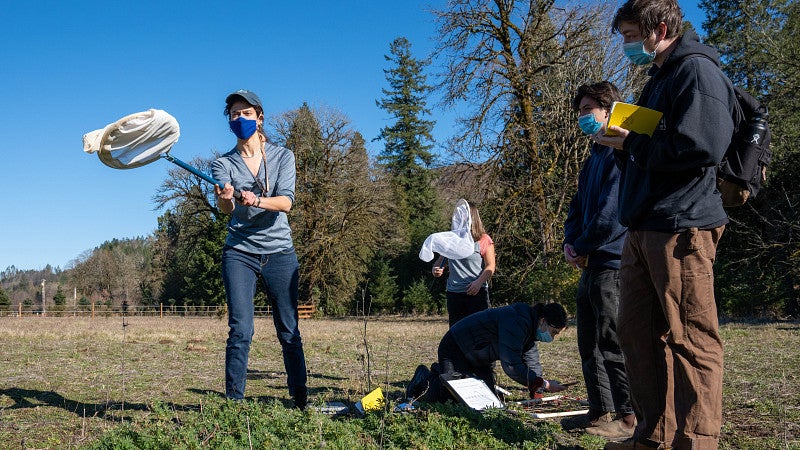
[449, 303, 543, 387]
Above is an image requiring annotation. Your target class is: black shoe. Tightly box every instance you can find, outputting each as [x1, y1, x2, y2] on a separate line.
[405, 364, 431, 399]
[292, 388, 308, 410]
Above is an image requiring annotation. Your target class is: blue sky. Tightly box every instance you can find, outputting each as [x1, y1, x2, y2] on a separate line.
[0, 1, 705, 272]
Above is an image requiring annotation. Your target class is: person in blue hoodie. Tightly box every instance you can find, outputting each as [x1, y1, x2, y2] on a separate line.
[563, 81, 633, 440]
[594, 1, 735, 449]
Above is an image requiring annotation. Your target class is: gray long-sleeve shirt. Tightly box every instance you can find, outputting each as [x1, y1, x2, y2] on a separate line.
[211, 144, 296, 254]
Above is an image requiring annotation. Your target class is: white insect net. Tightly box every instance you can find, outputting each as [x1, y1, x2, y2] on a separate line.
[83, 109, 180, 169]
[419, 199, 475, 262]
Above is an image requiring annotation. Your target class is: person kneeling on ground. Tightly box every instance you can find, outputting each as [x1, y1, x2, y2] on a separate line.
[405, 302, 569, 403]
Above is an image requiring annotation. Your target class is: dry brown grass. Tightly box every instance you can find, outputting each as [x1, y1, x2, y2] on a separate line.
[0, 316, 797, 449]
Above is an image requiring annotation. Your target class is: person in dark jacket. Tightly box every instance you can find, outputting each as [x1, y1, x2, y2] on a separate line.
[594, 1, 735, 449]
[405, 303, 569, 403]
[563, 81, 634, 439]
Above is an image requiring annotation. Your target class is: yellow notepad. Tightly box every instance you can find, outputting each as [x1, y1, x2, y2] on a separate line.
[606, 102, 663, 137]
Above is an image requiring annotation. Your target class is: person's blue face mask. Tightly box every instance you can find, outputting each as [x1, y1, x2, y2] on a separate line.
[623, 40, 657, 66]
[229, 117, 258, 140]
[536, 328, 554, 343]
[578, 113, 603, 135]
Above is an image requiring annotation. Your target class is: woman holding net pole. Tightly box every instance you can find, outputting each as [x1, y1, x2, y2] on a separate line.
[431, 201, 496, 327]
[211, 89, 308, 409]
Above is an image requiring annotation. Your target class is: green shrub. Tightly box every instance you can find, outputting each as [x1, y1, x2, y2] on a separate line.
[401, 278, 434, 314]
[82, 397, 558, 449]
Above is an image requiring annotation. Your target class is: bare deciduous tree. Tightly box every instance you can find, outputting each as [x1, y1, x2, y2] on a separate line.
[433, 0, 644, 299]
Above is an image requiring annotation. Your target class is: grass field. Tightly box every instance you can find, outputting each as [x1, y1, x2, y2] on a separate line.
[0, 315, 797, 449]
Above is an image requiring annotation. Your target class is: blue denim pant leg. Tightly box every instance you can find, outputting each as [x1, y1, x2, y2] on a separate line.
[222, 247, 259, 400]
[260, 248, 308, 400]
[576, 267, 633, 416]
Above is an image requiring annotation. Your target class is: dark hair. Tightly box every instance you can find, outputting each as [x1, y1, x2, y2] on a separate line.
[571, 81, 622, 112]
[535, 302, 568, 329]
[224, 100, 264, 121]
[612, 0, 683, 40]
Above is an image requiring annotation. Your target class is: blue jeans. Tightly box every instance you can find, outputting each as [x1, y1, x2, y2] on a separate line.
[222, 246, 307, 401]
[576, 267, 632, 417]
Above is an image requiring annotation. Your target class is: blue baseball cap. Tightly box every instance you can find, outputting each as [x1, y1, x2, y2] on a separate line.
[225, 89, 263, 109]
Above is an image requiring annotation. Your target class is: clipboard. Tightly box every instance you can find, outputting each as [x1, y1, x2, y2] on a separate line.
[606, 102, 663, 137]
[444, 377, 590, 418]
[443, 377, 504, 410]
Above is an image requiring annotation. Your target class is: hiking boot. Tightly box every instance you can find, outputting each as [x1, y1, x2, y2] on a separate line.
[293, 389, 308, 410]
[289, 386, 308, 411]
[586, 417, 635, 439]
[604, 439, 636, 450]
[405, 365, 431, 399]
[561, 411, 613, 431]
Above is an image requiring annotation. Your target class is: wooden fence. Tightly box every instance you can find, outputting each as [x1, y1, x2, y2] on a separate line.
[1, 303, 317, 319]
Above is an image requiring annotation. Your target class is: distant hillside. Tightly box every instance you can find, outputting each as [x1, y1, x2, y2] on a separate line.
[432, 162, 493, 207]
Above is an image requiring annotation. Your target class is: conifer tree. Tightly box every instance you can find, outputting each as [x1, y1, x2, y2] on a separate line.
[376, 37, 442, 292]
[700, 0, 784, 94]
[53, 286, 66, 306]
[0, 286, 10, 311]
[700, 0, 800, 316]
[377, 37, 440, 240]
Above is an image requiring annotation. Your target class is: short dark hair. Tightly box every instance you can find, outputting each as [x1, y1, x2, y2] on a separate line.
[571, 81, 622, 112]
[612, 0, 683, 39]
[535, 302, 568, 329]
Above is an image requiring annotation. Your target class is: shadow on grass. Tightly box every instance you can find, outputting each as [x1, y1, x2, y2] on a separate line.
[0, 387, 157, 422]
[187, 382, 346, 409]
[187, 388, 224, 398]
[246, 368, 348, 382]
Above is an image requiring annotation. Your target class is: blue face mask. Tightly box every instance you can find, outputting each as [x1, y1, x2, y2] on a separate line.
[536, 327, 554, 343]
[578, 113, 603, 135]
[229, 117, 258, 140]
[623, 40, 657, 66]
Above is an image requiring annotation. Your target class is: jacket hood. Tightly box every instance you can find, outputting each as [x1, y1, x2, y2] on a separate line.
[526, 303, 540, 331]
[653, 29, 721, 74]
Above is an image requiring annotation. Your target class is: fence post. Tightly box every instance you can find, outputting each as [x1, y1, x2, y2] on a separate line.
[18, 302, 21, 318]
[160, 303, 163, 319]
[91, 301, 95, 320]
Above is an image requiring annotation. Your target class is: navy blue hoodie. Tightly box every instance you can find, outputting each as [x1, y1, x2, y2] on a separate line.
[617, 29, 733, 231]
[564, 143, 627, 269]
[449, 303, 543, 387]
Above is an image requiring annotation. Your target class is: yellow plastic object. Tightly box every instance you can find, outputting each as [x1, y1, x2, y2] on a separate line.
[359, 387, 385, 412]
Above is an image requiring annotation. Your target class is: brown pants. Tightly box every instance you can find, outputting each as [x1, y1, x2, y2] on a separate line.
[618, 227, 724, 450]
